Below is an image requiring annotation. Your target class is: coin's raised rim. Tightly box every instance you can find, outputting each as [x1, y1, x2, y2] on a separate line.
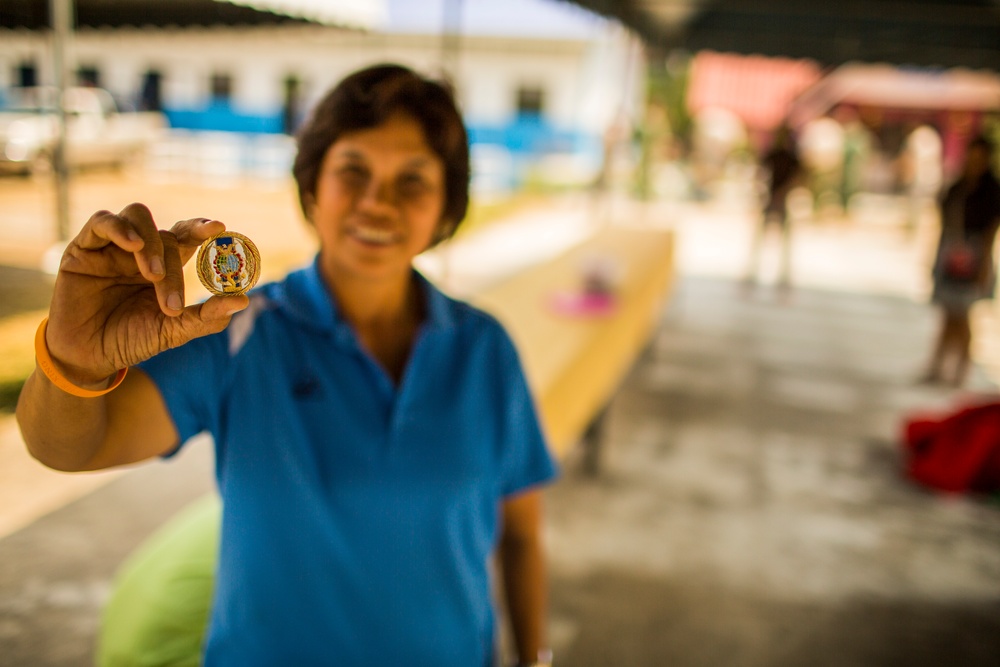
[195, 231, 261, 297]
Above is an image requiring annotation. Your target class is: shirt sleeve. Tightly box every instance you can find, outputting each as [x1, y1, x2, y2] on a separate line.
[493, 325, 559, 497]
[138, 329, 229, 457]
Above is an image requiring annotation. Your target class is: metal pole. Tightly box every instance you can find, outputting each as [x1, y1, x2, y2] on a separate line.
[50, 0, 72, 242]
[438, 0, 464, 291]
[441, 0, 463, 85]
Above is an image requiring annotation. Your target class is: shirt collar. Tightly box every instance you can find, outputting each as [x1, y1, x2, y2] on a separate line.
[274, 255, 456, 337]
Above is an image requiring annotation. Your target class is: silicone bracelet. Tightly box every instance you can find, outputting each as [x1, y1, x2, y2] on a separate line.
[35, 318, 127, 398]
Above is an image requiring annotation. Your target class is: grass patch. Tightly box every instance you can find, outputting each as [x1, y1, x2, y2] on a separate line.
[0, 310, 45, 413]
[0, 379, 26, 414]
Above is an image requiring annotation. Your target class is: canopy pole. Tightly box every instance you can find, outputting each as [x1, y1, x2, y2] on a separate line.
[441, 0, 463, 84]
[437, 0, 464, 292]
[50, 0, 72, 242]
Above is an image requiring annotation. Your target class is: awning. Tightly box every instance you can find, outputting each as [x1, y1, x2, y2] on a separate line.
[686, 51, 822, 131]
[789, 64, 1000, 125]
[0, 0, 382, 30]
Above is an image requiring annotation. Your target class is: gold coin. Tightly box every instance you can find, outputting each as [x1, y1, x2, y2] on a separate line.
[196, 231, 261, 297]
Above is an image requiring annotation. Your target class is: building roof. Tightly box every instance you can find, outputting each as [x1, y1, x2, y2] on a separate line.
[381, 0, 607, 39]
[0, 0, 380, 30]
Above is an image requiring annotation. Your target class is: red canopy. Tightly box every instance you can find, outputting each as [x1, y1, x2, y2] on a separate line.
[686, 51, 822, 132]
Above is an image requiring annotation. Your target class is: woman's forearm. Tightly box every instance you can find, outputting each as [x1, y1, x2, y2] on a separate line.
[500, 530, 548, 664]
[16, 369, 112, 471]
[17, 363, 178, 472]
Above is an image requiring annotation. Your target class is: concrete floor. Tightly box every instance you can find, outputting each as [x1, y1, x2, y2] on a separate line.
[1, 179, 999, 665]
[547, 276, 1000, 666]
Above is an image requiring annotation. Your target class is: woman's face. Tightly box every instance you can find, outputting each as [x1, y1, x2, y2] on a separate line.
[309, 112, 447, 286]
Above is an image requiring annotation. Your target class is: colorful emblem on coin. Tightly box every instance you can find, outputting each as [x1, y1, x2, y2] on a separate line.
[196, 232, 261, 296]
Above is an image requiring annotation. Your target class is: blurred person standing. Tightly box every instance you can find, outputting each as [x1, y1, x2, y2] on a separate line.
[923, 135, 1000, 387]
[744, 124, 804, 290]
[16, 63, 557, 667]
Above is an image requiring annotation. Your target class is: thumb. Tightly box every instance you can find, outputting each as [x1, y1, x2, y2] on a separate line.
[199, 295, 250, 324]
[166, 295, 250, 346]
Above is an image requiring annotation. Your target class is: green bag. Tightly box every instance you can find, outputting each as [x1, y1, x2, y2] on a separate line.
[96, 494, 220, 667]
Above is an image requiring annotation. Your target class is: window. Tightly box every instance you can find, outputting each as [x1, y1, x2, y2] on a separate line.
[76, 66, 100, 88]
[17, 62, 37, 88]
[282, 75, 302, 135]
[140, 70, 163, 112]
[210, 72, 233, 103]
[516, 85, 545, 117]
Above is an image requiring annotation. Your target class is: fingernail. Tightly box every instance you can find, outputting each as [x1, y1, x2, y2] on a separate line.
[167, 292, 183, 311]
[150, 257, 164, 275]
[127, 230, 141, 243]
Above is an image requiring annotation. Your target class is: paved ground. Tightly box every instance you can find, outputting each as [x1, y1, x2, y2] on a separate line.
[1, 173, 999, 665]
[548, 276, 1000, 666]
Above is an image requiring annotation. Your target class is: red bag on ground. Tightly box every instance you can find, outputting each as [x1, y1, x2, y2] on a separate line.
[902, 401, 1000, 493]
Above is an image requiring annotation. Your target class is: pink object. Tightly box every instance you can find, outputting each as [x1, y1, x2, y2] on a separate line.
[548, 290, 618, 317]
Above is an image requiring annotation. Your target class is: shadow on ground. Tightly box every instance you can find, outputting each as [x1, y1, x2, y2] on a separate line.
[552, 568, 1000, 667]
[545, 276, 1000, 666]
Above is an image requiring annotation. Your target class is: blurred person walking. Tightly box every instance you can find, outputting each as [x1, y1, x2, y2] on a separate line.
[16, 63, 557, 667]
[744, 124, 804, 290]
[923, 135, 1000, 387]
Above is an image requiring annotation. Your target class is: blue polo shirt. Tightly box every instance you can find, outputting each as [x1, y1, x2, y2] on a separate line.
[139, 259, 557, 667]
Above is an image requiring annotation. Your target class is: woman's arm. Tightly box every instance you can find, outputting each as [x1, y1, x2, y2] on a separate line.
[979, 216, 1000, 285]
[17, 363, 179, 471]
[15, 205, 246, 471]
[499, 488, 550, 666]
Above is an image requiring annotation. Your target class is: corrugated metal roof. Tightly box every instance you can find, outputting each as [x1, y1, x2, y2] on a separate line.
[566, 0, 1000, 70]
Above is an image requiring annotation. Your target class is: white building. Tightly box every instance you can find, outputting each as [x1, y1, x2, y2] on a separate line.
[0, 0, 643, 187]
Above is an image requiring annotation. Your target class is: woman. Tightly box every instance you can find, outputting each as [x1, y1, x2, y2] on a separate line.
[17, 64, 557, 667]
[924, 135, 1000, 387]
[744, 124, 804, 290]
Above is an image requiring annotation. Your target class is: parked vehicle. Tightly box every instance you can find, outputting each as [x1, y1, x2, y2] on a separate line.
[0, 86, 167, 175]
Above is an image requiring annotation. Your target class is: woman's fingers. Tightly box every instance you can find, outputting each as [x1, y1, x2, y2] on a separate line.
[62, 210, 141, 276]
[68, 204, 166, 282]
[74, 209, 142, 252]
[152, 230, 187, 315]
[59, 205, 237, 319]
[117, 203, 168, 282]
[66, 208, 226, 282]
[171, 218, 226, 264]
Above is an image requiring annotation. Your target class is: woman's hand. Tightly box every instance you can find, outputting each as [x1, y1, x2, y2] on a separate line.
[45, 203, 248, 387]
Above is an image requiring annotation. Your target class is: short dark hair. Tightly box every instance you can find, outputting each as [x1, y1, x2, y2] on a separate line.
[292, 64, 470, 242]
[968, 134, 995, 158]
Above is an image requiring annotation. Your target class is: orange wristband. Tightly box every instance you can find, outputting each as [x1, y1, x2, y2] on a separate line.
[35, 318, 127, 398]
